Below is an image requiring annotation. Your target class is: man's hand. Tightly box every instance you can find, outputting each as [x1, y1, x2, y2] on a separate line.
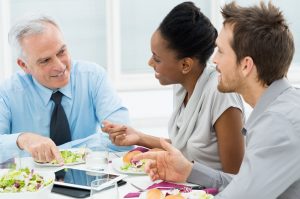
[17, 132, 63, 164]
[133, 138, 193, 182]
[102, 120, 141, 146]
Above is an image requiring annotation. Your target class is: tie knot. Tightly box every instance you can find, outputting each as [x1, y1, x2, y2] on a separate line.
[51, 91, 63, 105]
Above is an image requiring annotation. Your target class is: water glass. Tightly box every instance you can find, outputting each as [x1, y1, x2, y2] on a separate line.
[0, 153, 21, 169]
[90, 179, 119, 199]
[86, 147, 108, 171]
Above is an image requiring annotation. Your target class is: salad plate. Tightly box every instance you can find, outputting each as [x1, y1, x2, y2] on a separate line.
[111, 146, 163, 175]
[111, 157, 146, 175]
[34, 148, 88, 167]
[0, 168, 54, 198]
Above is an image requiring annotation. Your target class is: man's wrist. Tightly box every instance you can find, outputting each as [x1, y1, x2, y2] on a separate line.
[184, 161, 194, 181]
[16, 132, 27, 150]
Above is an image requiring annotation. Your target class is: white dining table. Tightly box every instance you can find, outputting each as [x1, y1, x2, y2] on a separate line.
[16, 152, 154, 199]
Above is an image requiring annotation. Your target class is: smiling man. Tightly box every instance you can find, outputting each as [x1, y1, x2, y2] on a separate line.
[0, 16, 131, 163]
[134, 2, 300, 198]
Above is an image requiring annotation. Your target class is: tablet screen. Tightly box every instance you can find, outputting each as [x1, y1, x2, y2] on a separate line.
[54, 168, 123, 190]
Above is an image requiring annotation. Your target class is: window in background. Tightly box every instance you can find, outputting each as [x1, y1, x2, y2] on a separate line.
[8, 0, 107, 72]
[1, 0, 299, 88]
[223, 0, 300, 85]
[0, 0, 213, 89]
[0, 0, 12, 80]
[119, 0, 210, 74]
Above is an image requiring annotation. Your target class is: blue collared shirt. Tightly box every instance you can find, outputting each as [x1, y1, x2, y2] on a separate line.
[0, 60, 132, 160]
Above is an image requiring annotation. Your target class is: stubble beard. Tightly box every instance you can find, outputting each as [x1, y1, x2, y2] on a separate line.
[217, 79, 237, 93]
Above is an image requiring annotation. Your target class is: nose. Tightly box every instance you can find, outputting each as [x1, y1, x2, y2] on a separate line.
[148, 57, 154, 68]
[212, 52, 220, 72]
[212, 51, 217, 65]
[53, 57, 66, 71]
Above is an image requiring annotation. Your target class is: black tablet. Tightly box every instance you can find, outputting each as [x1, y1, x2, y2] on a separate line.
[53, 167, 126, 190]
[52, 184, 90, 198]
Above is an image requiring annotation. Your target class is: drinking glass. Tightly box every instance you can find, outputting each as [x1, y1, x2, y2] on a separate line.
[90, 178, 119, 199]
[0, 153, 21, 169]
[86, 147, 108, 171]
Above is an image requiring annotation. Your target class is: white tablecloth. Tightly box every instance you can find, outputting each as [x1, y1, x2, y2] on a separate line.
[16, 153, 153, 199]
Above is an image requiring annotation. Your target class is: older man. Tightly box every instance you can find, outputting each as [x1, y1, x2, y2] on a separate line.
[0, 16, 131, 163]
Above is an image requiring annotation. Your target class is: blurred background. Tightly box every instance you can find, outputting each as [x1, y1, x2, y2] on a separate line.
[0, 0, 299, 138]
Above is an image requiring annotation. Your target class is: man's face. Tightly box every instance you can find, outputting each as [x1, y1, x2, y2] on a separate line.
[18, 23, 71, 90]
[213, 24, 244, 93]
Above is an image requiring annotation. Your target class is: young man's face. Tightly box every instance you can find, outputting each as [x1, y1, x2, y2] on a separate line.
[18, 23, 71, 90]
[213, 24, 244, 93]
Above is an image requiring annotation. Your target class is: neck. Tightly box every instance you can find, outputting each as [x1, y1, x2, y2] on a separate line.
[241, 82, 268, 108]
[182, 67, 203, 104]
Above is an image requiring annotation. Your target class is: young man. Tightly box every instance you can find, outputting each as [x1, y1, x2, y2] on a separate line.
[0, 16, 131, 163]
[135, 2, 300, 198]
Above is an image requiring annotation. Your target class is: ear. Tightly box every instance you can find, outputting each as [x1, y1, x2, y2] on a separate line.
[181, 58, 193, 75]
[240, 56, 255, 77]
[17, 58, 31, 74]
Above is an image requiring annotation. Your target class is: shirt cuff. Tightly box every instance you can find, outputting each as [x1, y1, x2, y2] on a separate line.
[187, 162, 215, 187]
[0, 133, 24, 160]
[187, 162, 233, 190]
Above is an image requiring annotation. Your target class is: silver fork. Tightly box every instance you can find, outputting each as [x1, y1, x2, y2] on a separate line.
[129, 182, 144, 191]
[129, 182, 192, 192]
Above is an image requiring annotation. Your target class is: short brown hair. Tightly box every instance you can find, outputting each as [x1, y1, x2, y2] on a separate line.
[221, 1, 294, 86]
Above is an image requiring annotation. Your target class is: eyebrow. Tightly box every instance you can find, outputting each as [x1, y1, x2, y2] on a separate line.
[58, 45, 67, 53]
[215, 41, 222, 50]
[36, 45, 66, 64]
[152, 51, 160, 58]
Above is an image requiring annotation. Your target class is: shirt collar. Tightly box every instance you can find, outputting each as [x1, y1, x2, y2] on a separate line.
[32, 77, 72, 106]
[244, 78, 292, 133]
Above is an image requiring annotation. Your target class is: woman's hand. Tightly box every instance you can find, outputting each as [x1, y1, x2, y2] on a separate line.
[101, 120, 141, 146]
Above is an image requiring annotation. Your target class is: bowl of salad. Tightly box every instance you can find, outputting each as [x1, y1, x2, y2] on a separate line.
[0, 167, 54, 198]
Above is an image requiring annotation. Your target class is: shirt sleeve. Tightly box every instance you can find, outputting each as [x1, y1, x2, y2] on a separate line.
[210, 88, 244, 125]
[215, 112, 300, 199]
[93, 67, 130, 125]
[62, 133, 133, 152]
[0, 96, 23, 160]
[187, 161, 233, 190]
[91, 67, 132, 152]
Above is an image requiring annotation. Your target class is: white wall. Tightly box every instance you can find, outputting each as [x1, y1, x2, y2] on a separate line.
[119, 88, 173, 138]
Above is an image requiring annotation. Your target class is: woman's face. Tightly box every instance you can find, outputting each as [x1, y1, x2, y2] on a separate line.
[148, 30, 184, 85]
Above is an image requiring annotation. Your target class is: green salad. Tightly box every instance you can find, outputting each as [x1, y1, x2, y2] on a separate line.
[0, 168, 53, 193]
[121, 159, 147, 172]
[51, 149, 85, 164]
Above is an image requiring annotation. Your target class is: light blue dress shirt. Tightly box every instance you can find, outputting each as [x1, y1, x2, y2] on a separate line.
[0, 60, 132, 161]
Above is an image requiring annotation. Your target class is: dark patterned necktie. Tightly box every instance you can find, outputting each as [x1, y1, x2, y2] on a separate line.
[50, 91, 71, 145]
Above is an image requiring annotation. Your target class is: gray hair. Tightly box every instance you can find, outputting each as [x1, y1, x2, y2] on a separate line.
[8, 15, 60, 59]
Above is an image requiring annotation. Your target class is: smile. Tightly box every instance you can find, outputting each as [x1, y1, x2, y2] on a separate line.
[50, 69, 66, 77]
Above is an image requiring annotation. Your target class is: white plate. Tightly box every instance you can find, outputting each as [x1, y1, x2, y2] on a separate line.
[139, 190, 214, 199]
[34, 148, 87, 167]
[111, 157, 146, 175]
[0, 169, 54, 199]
